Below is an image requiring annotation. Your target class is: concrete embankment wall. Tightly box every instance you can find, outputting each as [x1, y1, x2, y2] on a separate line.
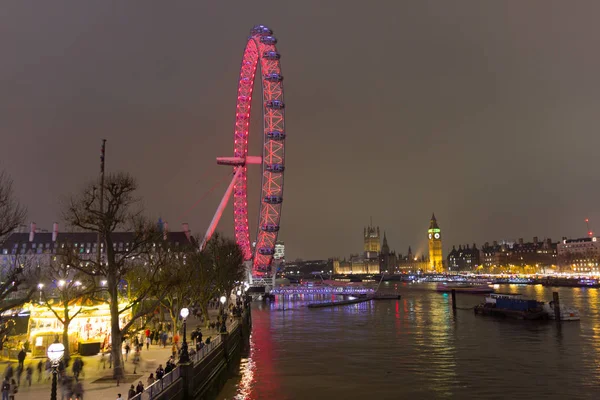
[152, 309, 251, 400]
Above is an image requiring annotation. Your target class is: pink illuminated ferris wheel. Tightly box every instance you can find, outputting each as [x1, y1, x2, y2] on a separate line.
[201, 25, 285, 278]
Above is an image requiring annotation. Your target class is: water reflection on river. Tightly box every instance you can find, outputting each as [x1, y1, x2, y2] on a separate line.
[219, 284, 600, 399]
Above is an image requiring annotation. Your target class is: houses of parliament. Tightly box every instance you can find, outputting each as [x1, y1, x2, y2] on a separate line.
[333, 214, 445, 274]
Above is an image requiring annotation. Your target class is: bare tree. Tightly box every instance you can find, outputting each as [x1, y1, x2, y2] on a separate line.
[0, 255, 37, 344]
[210, 233, 245, 302]
[0, 171, 28, 344]
[62, 172, 173, 380]
[160, 254, 196, 334]
[188, 249, 219, 328]
[190, 233, 245, 327]
[0, 170, 26, 241]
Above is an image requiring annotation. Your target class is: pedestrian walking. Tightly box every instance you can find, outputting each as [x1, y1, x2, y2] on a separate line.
[72, 358, 82, 382]
[145, 336, 150, 351]
[17, 349, 25, 370]
[155, 365, 164, 380]
[132, 352, 140, 374]
[25, 365, 32, 387]
[45, 359, 51, 381]
[3, 364, 13, 381]
[124, 344, 130, 361]
[116, 393, 123, 400]
[1, 378, 10, 400]
[36, 361, 42, 382]
[146, 373, 154, 386]
[14, 366, 21, 386]
[8, 379, 17, 400]
[135, 381, 144, 394]
[72, 381, 84, 400]
[127, 385, 135, 399]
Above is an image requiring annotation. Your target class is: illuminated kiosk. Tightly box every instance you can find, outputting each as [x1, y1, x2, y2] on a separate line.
[26, 300, 131, 357]
[200, 24, 286, 293]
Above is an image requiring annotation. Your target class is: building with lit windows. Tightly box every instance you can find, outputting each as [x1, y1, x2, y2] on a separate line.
[396, 246, 428, 273]
[479, 237, 557, 273]
[274, 241, 285, 260]
[447, 244, 480, 272]
[557, 237, 600, 273]
[379, 232, 398, 273]
[333, 222, 381, 274]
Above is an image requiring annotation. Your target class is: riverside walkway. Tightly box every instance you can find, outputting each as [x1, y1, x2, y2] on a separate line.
[0, 312, 232, 400]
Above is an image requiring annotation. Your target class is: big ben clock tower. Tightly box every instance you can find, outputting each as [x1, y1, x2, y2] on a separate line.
[428, 213, 444, 273]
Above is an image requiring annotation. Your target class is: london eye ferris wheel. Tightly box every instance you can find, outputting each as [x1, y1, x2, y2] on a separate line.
[201, 25, 286, 279]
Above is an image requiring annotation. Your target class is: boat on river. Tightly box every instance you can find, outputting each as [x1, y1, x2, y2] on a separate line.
[436, 283, 494, 294]
[475, 294, 547, 320]
[475, 293, 580, 321]
[373, 292, 402, 300]
[307, 294, 372, 308]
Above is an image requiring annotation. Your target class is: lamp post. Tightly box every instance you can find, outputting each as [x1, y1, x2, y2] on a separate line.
[219, 296, 227, 333]
[47, 341, 65, 400]
[179, 307, 190, 363]
[37, 283, 44, 303]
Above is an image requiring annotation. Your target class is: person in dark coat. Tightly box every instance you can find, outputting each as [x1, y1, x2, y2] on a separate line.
[17, 350, 26, 370]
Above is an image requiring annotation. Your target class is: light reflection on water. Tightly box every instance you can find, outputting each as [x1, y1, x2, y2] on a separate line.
[220, 284, 600, 399]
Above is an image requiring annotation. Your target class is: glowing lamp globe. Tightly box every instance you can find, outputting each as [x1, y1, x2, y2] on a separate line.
[237, 290, 242, 296]
[180, 307, 189, 319]
[47, 342, 65, 363]
[220, 296, 226, 305]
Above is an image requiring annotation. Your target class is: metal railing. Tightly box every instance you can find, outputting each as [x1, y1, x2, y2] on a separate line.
[190, 334, 221, 363]
[131, 321, 239, 400]
[131, 366, 180, 400]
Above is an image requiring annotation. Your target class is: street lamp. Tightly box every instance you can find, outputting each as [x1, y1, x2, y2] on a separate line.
[37, 283, 44, 303]
[179, 307, 190, 363]
[47, 341, 65, 400]
[219, 296, 227, 333]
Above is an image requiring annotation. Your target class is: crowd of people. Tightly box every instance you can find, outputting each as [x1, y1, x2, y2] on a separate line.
[1, 296, 249, 400]
[1, 353, 86, 400]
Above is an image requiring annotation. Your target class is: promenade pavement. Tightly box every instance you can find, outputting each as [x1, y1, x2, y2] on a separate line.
[1, 311, 230, 400]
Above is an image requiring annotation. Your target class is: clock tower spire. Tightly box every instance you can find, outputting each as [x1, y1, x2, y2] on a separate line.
[428, 213, 444, 272]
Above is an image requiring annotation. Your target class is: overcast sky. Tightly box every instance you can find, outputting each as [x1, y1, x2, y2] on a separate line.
[1, 1, 599, 260]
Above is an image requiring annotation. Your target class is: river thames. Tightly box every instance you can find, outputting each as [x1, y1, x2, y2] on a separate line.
[220, 283, 600, 399]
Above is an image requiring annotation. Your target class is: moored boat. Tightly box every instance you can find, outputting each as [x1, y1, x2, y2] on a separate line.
[476, 294, 581, 321]
[436, 283, 494, 294]
[475, 294, 548, 320]
[373, 292, 402, 300]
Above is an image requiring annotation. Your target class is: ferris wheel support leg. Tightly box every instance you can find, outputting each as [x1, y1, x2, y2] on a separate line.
[200, 167, 243, 250]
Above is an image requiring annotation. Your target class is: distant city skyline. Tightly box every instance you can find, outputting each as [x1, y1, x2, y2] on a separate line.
[2, 1, 600, 260]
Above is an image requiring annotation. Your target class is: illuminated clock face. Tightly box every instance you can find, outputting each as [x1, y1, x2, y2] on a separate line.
[434, 233, 440, 239]
[428, 233, 432, 239]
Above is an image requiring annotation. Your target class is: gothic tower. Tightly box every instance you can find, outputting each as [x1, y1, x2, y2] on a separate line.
[364, 222, 381, 254]
[428, 213, 444, 272]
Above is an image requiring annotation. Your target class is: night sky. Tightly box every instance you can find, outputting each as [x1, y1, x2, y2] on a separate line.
[2, 1, 599, 260]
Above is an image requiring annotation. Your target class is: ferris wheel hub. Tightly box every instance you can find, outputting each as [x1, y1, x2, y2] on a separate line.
[216, 156, 262, 166]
